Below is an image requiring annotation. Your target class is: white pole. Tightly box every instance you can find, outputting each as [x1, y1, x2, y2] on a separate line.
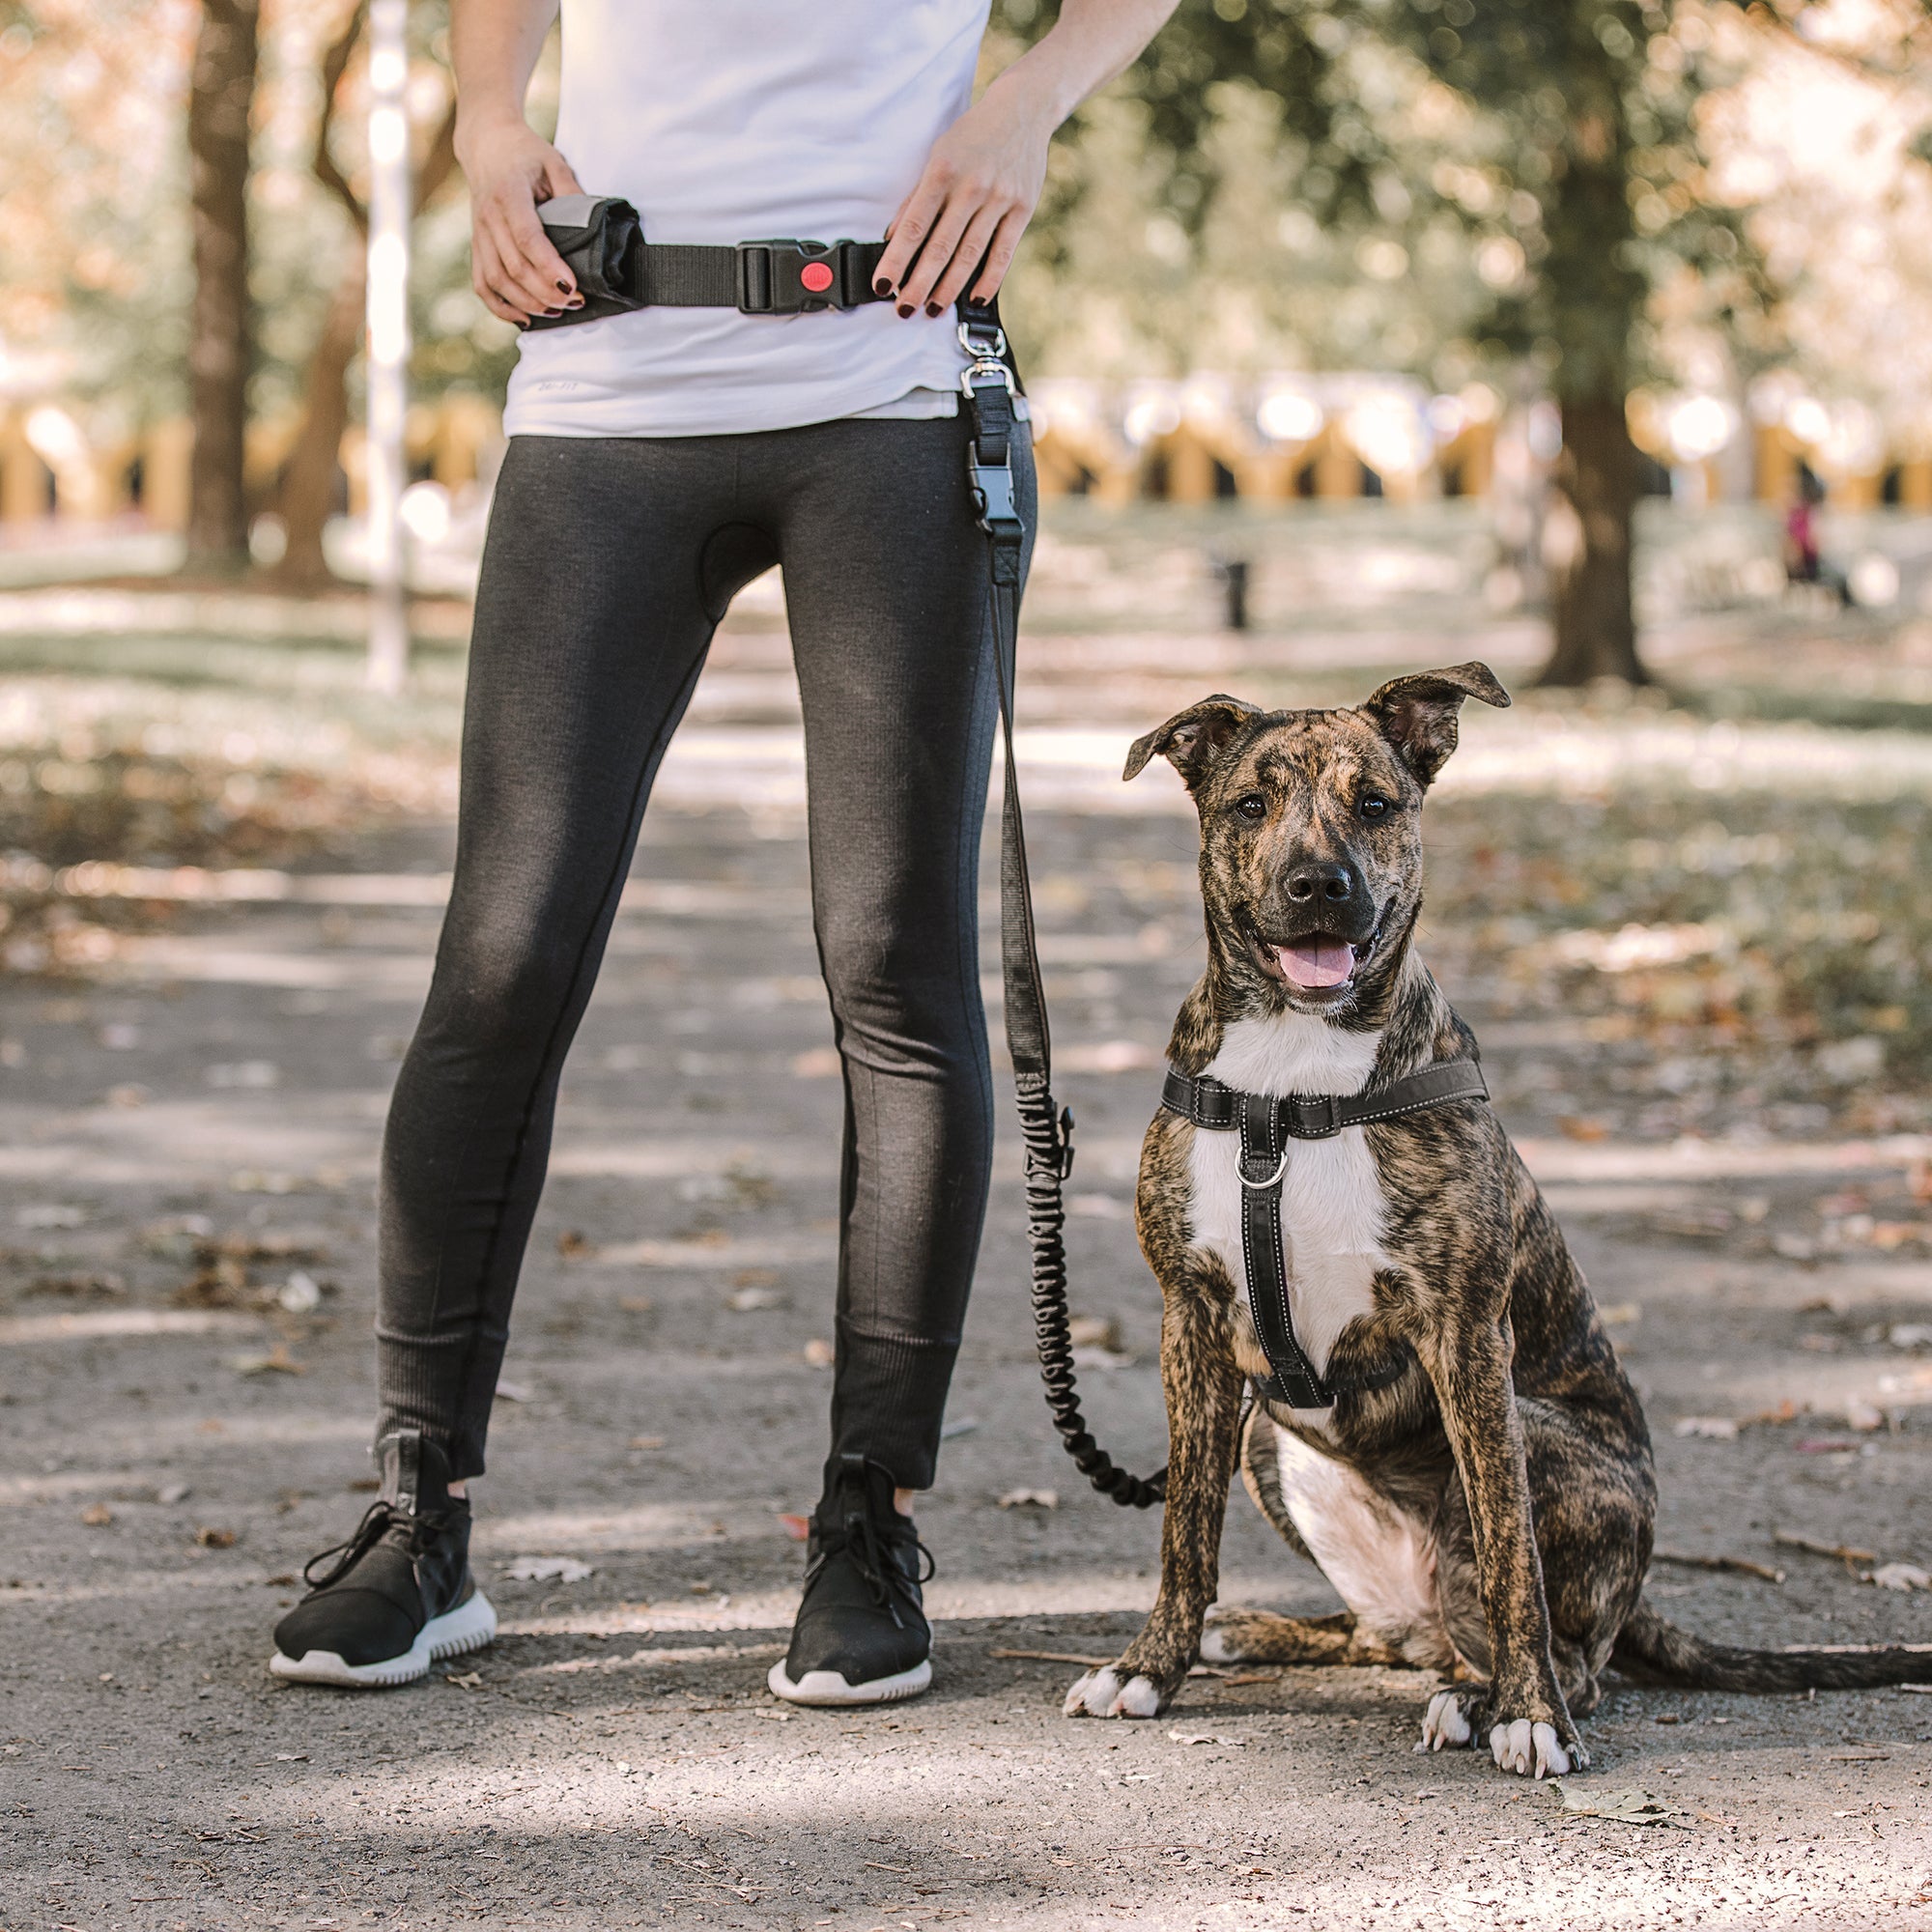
[365, 0, 412, 693]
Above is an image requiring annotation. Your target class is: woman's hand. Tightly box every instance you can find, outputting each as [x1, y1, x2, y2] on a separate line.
[459, 117, 587, 325]
[873, 78, 1055, 317]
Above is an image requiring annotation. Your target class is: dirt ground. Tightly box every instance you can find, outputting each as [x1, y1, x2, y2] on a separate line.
[4, 585, 1932, 1931]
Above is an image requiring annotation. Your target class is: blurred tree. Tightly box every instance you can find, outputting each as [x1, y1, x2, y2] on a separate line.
[185, 0, 259, 572]
[270, 0, 457, 590]
[997, 0, 1767, 686]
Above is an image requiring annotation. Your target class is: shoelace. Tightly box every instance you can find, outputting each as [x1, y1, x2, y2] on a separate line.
[810, 1508, 936, 1631]
[300, 1500, 442, 1590]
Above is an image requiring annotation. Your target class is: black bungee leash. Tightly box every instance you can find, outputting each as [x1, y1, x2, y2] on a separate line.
[958, 300, 1167, 1509]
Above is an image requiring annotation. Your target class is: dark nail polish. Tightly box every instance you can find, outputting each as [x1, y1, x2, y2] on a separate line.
[556, 280, 573, 294]
[543, 306, 564, 318]
[896, 303, 914, 319]
[873, 277, 894, 298]
[924, 301, 942, 319]
[565, 296, 585, 309]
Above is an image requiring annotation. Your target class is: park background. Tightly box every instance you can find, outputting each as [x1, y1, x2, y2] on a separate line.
[3, 3, 1932, 1929]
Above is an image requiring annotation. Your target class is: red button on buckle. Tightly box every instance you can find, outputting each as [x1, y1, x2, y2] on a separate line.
[799, 260, 835, 295]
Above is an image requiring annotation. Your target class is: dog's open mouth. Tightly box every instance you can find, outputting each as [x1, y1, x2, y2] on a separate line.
[1247, 919, 1380, 995]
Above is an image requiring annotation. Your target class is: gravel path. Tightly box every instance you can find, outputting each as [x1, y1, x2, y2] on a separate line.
[4, 615, 1931, 1930]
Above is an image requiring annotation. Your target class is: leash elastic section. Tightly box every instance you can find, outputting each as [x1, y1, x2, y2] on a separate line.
[962, 299, 1166, 1511]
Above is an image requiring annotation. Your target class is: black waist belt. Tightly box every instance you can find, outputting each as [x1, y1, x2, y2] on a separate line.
[529, 194, 891, 328]
[1162, 1058, 1490, 1409]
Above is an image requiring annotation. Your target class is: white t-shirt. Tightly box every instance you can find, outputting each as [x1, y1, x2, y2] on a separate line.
[502, 1, 990, 439]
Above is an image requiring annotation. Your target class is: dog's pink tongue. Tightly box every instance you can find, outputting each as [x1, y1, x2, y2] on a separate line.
[1275, 939, 1356, 988]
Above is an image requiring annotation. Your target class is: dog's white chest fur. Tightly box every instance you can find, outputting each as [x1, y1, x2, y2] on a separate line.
[1185, 1014, 1391, 1406]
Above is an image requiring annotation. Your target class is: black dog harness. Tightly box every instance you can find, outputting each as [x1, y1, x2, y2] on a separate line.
[1160, 1061, 1490, 1409]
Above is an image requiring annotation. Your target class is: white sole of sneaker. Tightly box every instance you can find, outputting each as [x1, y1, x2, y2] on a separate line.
[766, 1656, 932, 1707]
[268, 1589, 498, 1690]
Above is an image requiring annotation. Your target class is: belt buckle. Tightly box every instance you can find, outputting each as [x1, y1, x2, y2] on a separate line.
[736, 238, 848, 314]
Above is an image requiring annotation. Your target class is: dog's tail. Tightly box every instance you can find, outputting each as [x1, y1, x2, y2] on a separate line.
[1612, 1598, 1932, 1692]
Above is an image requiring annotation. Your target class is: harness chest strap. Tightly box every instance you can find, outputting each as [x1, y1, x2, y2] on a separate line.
[1161, 1059, 1490, 1409]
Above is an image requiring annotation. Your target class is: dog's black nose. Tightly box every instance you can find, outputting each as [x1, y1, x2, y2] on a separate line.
[1286, 862, 1355, 905]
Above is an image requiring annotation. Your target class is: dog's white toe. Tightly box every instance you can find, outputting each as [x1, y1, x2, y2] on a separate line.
[1421, 1689, 1472, 1751]
[1065, 1667, 1119, 1717]
[1490, 1719, 1537, 1776]
[1063, 1666, 1161, 1719]
[1531, 1722, 1573, 1779]
[1198, 1626, 1236, 1664]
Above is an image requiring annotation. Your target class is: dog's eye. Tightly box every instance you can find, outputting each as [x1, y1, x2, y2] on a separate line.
[1359, 794, 1391, 822]
[1235, 793, 1267, 821]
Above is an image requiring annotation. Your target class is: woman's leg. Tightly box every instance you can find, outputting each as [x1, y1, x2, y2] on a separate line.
[374, 434, 775, 1478]
[757, 412, 1037, 1494]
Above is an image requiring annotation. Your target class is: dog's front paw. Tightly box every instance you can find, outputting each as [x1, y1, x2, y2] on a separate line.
[1063, 1664, 1165, 1719]
[1418, 1686, 1481, 1752]
[1487, 1716, 1587, 1779]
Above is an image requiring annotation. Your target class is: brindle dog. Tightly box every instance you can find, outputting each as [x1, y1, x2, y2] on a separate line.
[1063, 665, 1931, 1777]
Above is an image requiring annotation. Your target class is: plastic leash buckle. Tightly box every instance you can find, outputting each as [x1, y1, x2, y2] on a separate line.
[967, 448, 1020, 540]
[735, 239, 855, 314]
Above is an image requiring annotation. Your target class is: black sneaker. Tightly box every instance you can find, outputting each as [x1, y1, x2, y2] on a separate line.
[768, 1454, 934, 1707]
[270, 1430, 496, 1689]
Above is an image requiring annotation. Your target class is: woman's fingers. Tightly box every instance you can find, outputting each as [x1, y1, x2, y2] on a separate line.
[471, 232, 536, 325]
[491, 191, 576, 314]
[874, 174, 950, 300]
[922, 201, 1006, 316]
[969, 208, 1029, 301]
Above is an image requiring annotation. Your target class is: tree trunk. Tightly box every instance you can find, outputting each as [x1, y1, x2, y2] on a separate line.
[185, 0, 261, 572]
[269, 264, 364, 589]
[1536, 392, 1648, 688]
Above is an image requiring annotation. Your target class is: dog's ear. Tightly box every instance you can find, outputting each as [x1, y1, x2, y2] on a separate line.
[1123, 696, 1262, 790]
[1362, 662, 1510, 786]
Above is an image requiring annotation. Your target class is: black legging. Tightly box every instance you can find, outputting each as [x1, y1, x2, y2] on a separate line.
[374, 412, 1036, 1490]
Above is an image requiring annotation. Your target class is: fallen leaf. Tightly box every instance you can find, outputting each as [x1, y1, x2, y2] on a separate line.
[1554, 1784, 1686, 1827]
[989, 1648, 1114, 1666]
[778, 1513, 811, 1541]
[1067, 1315, 1122, 1351]
[194, 1527, 237, 1548]
[1558, 1116, 1609, 1143]
[1673, 1416, 1737, 1440]
[1598, 1301, 1642, 1325]
[503, 1555, 592, 1582]
[1868, 1563, 1931, 1592]
[226, 1345, 305, 1378]
[78, 1503, 113, 1527]
[26, 1272, 125, 1300]
[443, 1670, 484, 1690]
[1168, 1730, 1245, 1747]
[1775, 1530, 1876, 1563]
[802, 1338, 834, 1369]
[276, 1272, 323, 1315]
[998, 1488, 1059, 1510]
[556, 1230, 595, 1259]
